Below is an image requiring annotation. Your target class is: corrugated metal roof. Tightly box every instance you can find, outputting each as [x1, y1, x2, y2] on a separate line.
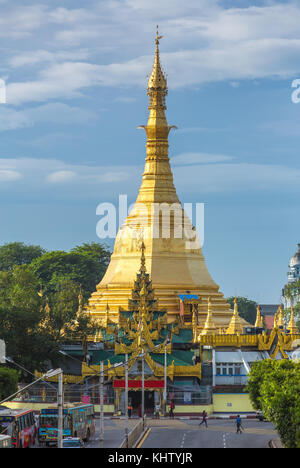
[215, 350, 267, 363]
[215, 352, 242, 363]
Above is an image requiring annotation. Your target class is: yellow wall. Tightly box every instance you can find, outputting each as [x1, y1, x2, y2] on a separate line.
[166, 405, 214, 415]
[213, 393, 255, 413]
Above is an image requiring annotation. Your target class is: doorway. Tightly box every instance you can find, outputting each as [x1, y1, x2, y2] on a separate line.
[128, 390, 155, 415]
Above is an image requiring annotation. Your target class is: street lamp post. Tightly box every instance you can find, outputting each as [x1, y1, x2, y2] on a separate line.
[99, 361, 104, 442]
[57, 370, 63, 449]
[142, 348, 145, 425]
[39, 368, 64, 449]
[125, 353, 129, 447]
[164, 343, 167, 416]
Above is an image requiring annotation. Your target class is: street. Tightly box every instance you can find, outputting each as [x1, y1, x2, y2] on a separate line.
[138, 419, 277, 449]
[32, 417, 277, 449]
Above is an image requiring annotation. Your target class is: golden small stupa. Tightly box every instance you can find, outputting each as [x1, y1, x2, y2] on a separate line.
[87, 29, 243, 330]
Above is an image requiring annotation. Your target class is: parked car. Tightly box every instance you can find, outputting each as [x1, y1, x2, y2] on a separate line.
[62, 437, 84, 448]
[256, 410, 267, 421]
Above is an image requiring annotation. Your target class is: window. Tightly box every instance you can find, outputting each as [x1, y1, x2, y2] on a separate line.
[216, 362, 243, 376]
[19, 416, 24, 431]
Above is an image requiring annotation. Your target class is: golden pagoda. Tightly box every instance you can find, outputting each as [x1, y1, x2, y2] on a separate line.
[86, 29, 240, 331]
[200, 297, 217, 336]
[255, 304, 264, 328]
[287, 306, 299, 334]
[226, 298, 244, 335]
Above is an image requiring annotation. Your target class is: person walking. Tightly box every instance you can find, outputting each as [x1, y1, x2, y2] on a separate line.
[236, 415, 243, 434]
[169, 400, 175, 419]
[155, 402, 160, 419]
[199, 410, 208, 428]
[128, 402, 133, 419]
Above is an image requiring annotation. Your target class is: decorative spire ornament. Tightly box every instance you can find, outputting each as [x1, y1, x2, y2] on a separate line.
[276, 305, 284, 328]
[201, 297, 216, 336]
[226, 297, 244, 335]
[255, 304, 264, 328]
[287, 306, 299, 334]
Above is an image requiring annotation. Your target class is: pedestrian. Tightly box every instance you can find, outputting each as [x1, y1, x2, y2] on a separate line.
[128, 402, 133, 419]
[236, 415, 243, 434]
[169, 400, 175, 419]
[199, 410, 208, 428]
[155, 402, 160, 419]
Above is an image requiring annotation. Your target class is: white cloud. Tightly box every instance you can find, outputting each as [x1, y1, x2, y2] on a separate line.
[0, 103, 98, 131]
[0, 157, 138, 191]
[9, 49, 91, 68]
[0, 156, 299, 196]
[0, 169, 22, 182]
[47, 170, 77, 183]
[4, 2, 300, 104]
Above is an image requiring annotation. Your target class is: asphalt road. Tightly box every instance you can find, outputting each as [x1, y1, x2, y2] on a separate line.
[139, 419, 277, 449]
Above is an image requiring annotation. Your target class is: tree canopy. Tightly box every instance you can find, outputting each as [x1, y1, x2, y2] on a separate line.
[0, 242, 45, 271]
[0, 241, 110, 375]
[247, 359, 300, 448]
[31, 242, 111, 298]
[0, 366, 19, 401]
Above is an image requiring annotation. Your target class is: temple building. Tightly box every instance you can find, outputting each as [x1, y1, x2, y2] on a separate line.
[33, 32, 300, 416]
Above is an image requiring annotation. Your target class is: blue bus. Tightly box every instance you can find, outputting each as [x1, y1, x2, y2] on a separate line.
[38, 404, 95, 447]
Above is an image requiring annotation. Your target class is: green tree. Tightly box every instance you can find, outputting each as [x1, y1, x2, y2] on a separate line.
[45, 278, 83, 341]
[227, 296, 257, 325]
[283, 279, 300, 303]
[0, 265, 46, 373]
[0, 242, 45, 271]
[247, 360, 300, 448]
[31, 242, 111, 298]
[0, 366, 19, 401]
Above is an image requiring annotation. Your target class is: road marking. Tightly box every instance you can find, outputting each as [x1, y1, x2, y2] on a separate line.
[136, 428, 151, 448]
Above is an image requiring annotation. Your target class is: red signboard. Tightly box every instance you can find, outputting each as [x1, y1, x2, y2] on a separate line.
[113, 380, 164, 389]
[81, 395, 90, 404]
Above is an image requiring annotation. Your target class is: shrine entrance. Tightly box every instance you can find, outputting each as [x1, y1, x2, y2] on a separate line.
[128, 390, 155, 415]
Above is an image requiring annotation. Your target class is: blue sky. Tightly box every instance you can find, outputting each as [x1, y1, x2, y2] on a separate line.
[0, 0, 300, 303]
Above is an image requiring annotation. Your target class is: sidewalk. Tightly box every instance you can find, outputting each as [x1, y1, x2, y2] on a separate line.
[269, 438, 284, 449]
[86, 418, 137, 448]
[105, 413, 257, 420]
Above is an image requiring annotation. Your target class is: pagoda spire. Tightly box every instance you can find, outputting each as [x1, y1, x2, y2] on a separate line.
[275, 304, 284, 328]
[136, 26, 178, 205]
[201, 297, 217, 336]
[287, 306, 299, 334]
[255, 304, 264, 328]
[147, 25, 167, 92]
[226, 297, 244, 335]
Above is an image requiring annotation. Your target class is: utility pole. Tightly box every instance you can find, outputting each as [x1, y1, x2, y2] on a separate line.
[142, 348, 145, 426]
[125, 353, 129, 448]
[164, 343, 167, 416]
[57, 370, 63, 449]
[99, 361, 104, 441]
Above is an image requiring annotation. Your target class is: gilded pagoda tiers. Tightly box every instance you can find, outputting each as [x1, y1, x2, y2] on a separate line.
[86, 30, 248, 332]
